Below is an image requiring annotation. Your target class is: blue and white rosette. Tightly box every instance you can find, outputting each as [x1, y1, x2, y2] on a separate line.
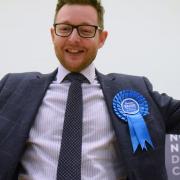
[113, 90, 154, 153]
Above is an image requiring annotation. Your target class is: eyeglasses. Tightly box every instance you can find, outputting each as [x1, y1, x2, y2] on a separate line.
[53, 23, 102, 38]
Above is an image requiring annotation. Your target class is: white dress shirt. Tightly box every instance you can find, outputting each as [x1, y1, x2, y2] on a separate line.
[19, 63, 127, 180]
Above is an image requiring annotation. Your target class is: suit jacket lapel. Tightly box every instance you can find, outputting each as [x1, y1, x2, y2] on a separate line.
[21, 69, 58, 132]
[96, 71, 139, 178]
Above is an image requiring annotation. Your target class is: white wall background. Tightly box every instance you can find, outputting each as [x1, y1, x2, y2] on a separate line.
[0, 0, 180, 98]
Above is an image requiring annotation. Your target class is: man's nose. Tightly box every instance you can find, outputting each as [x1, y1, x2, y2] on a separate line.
[68, 28, 81, 42]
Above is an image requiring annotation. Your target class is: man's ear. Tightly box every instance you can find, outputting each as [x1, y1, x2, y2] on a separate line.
[98, 30, 108, 49]
[50, 27, 55, 43]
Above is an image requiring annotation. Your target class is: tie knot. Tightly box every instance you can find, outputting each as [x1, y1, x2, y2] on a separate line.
[66, 72, 89, 83]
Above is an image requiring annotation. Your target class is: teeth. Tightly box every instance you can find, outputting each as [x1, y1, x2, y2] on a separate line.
[68, 49, 80, 53]
[67, 49, 83, 53]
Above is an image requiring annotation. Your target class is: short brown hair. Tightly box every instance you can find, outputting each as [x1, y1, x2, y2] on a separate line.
[54, 0, 105, 29]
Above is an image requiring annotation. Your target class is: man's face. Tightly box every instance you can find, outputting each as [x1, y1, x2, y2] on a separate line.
[51, 4, 108, 72]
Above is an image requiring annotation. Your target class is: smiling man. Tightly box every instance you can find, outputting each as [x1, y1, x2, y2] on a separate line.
[0, 0, 180, 180]
[51, 3, 107, 72]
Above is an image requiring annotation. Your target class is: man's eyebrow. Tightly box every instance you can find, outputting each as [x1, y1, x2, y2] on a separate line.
[55, 21, 96, 26]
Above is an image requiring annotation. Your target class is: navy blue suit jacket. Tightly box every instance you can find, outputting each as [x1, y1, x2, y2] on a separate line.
[0, 69, 180, 180]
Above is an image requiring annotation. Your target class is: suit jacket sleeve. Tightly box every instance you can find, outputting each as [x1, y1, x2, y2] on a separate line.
[143, 77, 180, 134]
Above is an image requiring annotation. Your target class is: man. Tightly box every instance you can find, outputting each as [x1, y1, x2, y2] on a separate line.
[0, 0, 179, 180]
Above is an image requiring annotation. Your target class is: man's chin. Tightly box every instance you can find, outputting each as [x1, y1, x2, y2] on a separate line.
[64, 64, 84, 72]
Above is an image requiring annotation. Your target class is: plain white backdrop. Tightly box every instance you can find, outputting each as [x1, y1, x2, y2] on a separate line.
[0, 0, 180, 98]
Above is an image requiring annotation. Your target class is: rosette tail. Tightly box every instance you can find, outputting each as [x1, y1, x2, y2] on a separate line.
[127, 114, 154, 153]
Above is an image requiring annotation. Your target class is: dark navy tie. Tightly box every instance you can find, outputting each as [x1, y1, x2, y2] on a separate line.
[56, 73, 88, 180]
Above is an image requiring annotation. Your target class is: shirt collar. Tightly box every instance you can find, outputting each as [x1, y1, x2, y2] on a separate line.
[56, 63, 96, 84]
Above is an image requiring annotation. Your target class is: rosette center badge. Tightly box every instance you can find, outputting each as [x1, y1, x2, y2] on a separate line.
[121, 98, 139, 115]
[112, 90, 154, 153]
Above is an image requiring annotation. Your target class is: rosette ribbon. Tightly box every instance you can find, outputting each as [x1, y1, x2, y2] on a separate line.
[113, 90, 154, 153]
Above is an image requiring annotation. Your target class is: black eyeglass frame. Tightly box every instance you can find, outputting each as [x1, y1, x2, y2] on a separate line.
[53, 23, 103, 38]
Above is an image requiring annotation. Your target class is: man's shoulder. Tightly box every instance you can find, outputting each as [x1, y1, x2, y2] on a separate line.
[105, 72, 146, 81]
[101, 72, 152, 90]
[0, 70, 57, 91]
[1, 69, 57, 82]
[0, 72, 41, 91]
[3, 71, 42, 81]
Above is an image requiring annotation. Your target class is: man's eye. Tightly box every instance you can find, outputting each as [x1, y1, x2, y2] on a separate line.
[59, 26, 71, 32]
[80, 27, 93, 34]
[82, 29, 92, 33]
